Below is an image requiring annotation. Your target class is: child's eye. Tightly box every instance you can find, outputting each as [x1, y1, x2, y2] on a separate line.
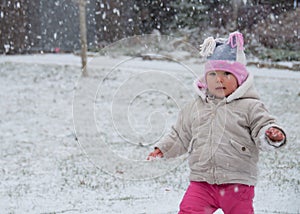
[208, 72, 216, 76]
[224, 72, 231, 76]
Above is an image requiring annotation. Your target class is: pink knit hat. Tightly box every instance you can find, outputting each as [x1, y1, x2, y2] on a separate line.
[198, 32, 248, 89]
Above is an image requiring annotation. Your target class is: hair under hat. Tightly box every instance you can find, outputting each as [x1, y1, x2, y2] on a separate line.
[198, 32, 249, 89]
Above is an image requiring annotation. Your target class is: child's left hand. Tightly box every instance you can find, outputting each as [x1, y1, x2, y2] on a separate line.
[265, 127, 285, 142]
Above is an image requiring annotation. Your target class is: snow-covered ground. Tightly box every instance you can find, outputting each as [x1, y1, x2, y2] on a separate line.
[0, 53, 299, 214]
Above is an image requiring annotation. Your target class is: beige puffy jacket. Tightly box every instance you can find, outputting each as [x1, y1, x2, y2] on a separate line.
[155, 74, 286, 186]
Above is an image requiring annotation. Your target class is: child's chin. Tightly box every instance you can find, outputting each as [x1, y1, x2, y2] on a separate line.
[212, 93, 226, 98]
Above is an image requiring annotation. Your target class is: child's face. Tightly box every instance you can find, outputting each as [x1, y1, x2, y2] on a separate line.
[206, 70, 238, 98]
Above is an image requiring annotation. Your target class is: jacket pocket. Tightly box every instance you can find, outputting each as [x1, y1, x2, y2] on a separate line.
[230, 139, 252, 158]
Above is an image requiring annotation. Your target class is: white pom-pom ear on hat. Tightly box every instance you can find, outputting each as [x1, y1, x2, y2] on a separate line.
[227, 31, 246, 65]
[199, 37, 216, 57]
[236, 35, 246, 65]
[236, 46, 246, 65]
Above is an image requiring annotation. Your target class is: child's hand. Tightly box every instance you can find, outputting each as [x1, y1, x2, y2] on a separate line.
[265, 127, 285, 142]
[147, 148, 163, 160]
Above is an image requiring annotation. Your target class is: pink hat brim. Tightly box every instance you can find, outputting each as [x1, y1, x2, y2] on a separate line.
[205, 60, 248, 85]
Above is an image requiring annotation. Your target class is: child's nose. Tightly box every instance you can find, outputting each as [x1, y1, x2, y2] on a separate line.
[216, 75, 223, 82]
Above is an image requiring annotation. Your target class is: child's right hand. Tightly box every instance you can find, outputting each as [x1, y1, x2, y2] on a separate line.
[147, 148, 163, 160]
[265, 127, 285, 142]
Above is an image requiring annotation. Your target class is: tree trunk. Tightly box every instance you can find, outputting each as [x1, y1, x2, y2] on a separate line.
[79, 0, 88, 77]
[294, 0, 298, 8]
[232, 0, 243, 30]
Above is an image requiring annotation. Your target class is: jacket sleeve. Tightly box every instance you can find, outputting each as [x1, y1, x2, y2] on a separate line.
[154, 103, 193, 158]
[248, 101, 286, 150]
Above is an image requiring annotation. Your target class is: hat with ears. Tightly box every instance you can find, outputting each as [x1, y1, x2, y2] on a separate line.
[198, 31, 248, 89]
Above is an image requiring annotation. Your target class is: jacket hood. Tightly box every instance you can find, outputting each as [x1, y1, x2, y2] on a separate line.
[193, 73, 260, 102]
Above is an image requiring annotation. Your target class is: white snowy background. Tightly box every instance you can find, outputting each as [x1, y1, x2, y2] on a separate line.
[0, 52, 299, 214]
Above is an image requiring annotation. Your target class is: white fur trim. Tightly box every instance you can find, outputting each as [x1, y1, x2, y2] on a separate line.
[193, 79, 206, 100]
[259, 125, 277, 151]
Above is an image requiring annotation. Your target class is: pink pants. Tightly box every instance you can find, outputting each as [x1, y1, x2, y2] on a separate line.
[179, 181, 254, 214]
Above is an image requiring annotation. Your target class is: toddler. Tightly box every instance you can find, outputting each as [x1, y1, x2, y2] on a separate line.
[147, 32, 286, 214]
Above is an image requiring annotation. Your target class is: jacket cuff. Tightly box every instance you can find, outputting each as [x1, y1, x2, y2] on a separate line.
[258, 124, 286, 151]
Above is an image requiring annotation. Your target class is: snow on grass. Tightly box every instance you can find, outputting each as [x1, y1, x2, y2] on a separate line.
[0, 54, 299, 213]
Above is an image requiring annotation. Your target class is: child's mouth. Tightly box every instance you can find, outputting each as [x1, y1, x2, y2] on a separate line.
[215, 87, 226, 90]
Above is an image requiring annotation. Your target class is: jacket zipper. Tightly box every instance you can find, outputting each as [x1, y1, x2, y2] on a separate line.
[209, 106, 217, 184]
